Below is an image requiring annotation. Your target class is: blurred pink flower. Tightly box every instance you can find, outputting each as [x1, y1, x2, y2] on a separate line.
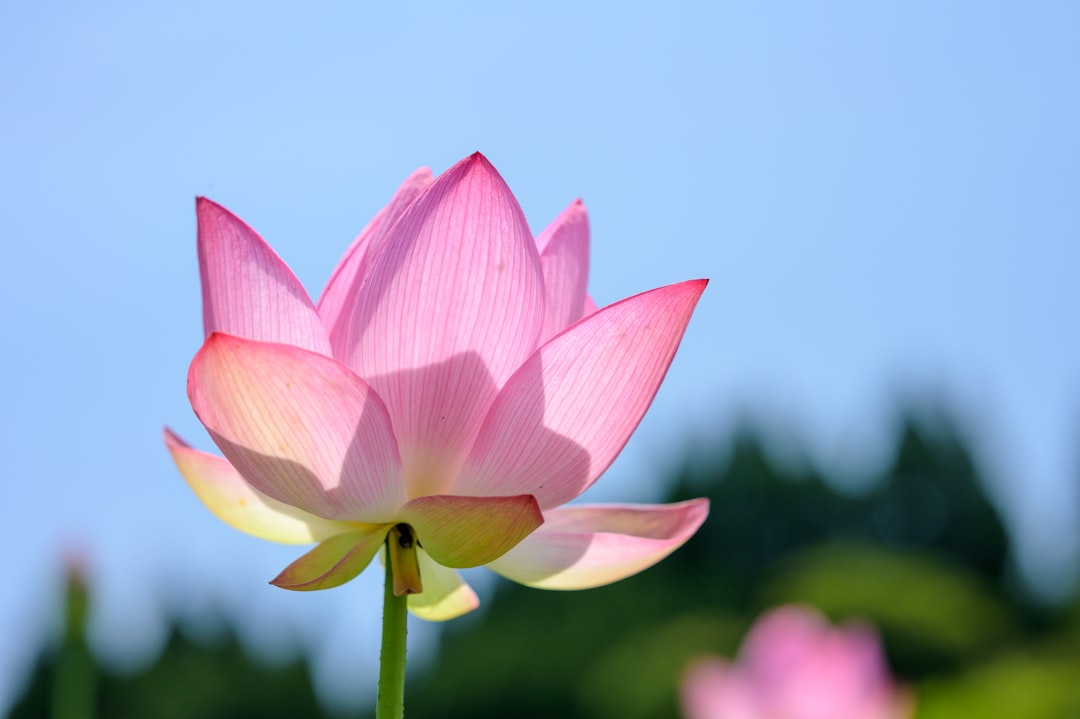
[681, 605, 913, 719]
[166, 153, 708, 621]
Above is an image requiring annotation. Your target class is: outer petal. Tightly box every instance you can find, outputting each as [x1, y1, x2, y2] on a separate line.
[164, 428, 352, 544]
[317, 167, 434, 354]
[456, 279, 707, 508]
[270, 525, 390, 591]
[342, 153, 546, 497]
[188, 333, 406, 522]
[407, 549, 481, 621]
[535, 199, 590, 344]
[487, 499, 708, 589]
[196, 198, 332, 355]
[399, 494, 543, 568]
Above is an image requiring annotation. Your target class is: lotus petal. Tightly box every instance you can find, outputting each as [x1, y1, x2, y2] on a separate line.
[582, 294, 598, 318]
[399, 494, 543, 568]
[535, 199, 590, 343]
[681, 606, 914, 719]
[457, 279, 707, 508]
[488, 499, 708, 589]
[271, 526, 390, 591]
[164, 428, 351, 544]
[407, 550, 480, 621]
[196, 198, 331, 355]
[318, 167, 434, 353]
[188, 333, 406, 522]
[681, 659, 758, 719]
[342, 153, 546, 497]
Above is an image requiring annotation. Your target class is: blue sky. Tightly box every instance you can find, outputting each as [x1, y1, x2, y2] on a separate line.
[2, 1, 1078, 711]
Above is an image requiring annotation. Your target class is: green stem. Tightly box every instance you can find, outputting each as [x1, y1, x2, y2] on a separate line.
[376, 540, 408, 719]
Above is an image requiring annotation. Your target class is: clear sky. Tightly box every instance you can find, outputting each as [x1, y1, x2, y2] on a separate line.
[2, 1, 1077, 711]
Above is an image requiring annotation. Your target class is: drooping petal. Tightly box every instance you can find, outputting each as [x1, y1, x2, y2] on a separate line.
[456, 279, 708, 508]
[164, 428, 352, 544]
[399, 494, 543, 568]
[342, 153, 546, 497]
[487, 499, 708, 589]
[407, 549, 480, 621]
[188, 333, 406, 522]
[196, 198, 331, 355]
[535, 199, 590, 344]
[317, 167, 434, 354]
[271, 526, 390, 591]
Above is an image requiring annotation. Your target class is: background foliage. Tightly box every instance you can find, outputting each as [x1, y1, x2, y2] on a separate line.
[10, 405, 1080, 718]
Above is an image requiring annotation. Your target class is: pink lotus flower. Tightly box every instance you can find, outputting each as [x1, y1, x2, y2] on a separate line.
[681, 605, 913, 719]
[166, 153, 708, 621]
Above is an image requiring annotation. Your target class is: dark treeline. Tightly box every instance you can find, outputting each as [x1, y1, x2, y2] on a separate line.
[9, 407, 1080, 718]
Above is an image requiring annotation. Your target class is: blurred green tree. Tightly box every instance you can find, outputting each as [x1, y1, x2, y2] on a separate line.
[401, 409, 1069, 719]
[8, 566, 334, 719]
[7, 406, 1078, 719]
